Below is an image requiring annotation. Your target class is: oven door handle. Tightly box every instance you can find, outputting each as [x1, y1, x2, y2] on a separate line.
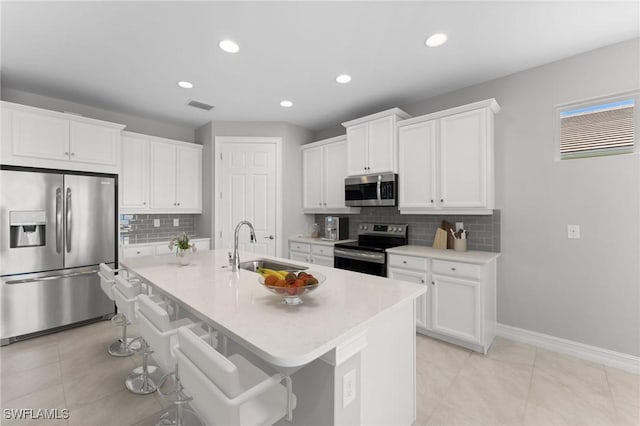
[334, 248, 385, 264]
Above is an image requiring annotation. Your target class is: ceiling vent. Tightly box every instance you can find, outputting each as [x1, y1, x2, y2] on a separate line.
[187, 99, 215, 111]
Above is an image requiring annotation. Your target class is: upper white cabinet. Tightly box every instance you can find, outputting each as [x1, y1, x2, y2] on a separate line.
[1, 101, 124, 173]
[397, 99, 500, 215]
[301, 135, 360, 214]
[342, 108, 410, 176]
[120, 131, 202, 214]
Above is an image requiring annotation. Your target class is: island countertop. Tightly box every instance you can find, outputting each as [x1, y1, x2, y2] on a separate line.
[120, 249, 425, 368]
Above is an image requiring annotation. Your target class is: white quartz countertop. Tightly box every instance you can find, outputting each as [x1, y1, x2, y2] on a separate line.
[120, 249, 425, 368]
[386, 245, 500, 264]
[288, 236, 356, 246]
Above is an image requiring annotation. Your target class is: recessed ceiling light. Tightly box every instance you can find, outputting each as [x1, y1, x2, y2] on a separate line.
[425, 33, 448, 47]
[219, 40, 240, 53]
[177, 81, 193, 89]
[336, 74, 352, 84]
[280, 100, 293, 108]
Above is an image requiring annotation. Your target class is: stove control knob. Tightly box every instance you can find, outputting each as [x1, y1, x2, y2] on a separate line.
[390, 227, 396, 232]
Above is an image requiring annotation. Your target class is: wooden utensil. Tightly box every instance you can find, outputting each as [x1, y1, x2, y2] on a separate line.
[441, 220, 455, 249]
[432, 228, 448, 249]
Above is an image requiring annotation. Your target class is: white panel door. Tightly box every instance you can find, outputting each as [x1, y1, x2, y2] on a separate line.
[69, 121, 118, 165]
[150, 142, 177, 209]
[346, 123, 368, 175]
[120, 135, 149, 210]
[439, 109, 487, 208]
[398, 121, 437, 209]
[388, 267, 430, 331]
[176, 145, 202, 211]
[218, 142, 277, 256]
[302, 145, 323, 209]
[367, 116, 394, 173]
[431, 274, 481, 344]
[11, 110, 69, 160]
[323, 140, 348, 210]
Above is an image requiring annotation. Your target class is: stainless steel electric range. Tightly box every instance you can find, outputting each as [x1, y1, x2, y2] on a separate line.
[333, 223, 408, 277]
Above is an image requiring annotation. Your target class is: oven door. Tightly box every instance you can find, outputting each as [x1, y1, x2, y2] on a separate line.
[333, 248, 386, 277]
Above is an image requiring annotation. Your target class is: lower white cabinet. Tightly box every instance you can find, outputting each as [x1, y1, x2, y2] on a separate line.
[121, 238, 211, 259]
[387, 253, 496, 353]
[289, 240, 335, 268]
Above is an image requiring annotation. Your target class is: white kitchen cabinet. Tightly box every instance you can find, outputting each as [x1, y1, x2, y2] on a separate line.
[122, 131, 202, 214]
[387, 252, 496, 353]
[289, 251, 310, 263]
[121, 238, 211, 259]
[301, 136, 360, 214]
[288, 240, 337, 268]
[397, 99, 500, 215]
[1, 101, 124, 174]
[120, 134, 149, 210]
[343, 108, 410, 176]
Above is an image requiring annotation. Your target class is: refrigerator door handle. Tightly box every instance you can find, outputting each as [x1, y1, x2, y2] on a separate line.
[56, 187, 63, 253]
[65, 187, 72, 253]
[4, 267, 99, 284]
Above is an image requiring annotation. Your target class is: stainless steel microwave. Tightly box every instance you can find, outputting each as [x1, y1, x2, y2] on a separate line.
[345, 173, 397, 207]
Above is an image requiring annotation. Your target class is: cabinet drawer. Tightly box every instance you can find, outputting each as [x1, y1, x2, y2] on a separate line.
[432, 260, 481, 280]
[289, 242, 311, 253]
[154, 244, 173, 255]
[388, 254, 428, 271]
[311, 244, 333, 256]
[122, 245, 155, 258]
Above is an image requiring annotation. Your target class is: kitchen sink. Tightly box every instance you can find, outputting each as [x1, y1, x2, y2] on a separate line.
[238, 259, 308, 273]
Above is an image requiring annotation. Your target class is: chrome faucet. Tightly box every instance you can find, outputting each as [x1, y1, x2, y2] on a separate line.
[230, 220, 256, 271]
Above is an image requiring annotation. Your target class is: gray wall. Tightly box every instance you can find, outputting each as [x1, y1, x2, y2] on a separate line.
[199, 121, 314, 257]
[315, 38, 640, 357]
[195, 121, 214, 239]
[1, 88, 196, 142]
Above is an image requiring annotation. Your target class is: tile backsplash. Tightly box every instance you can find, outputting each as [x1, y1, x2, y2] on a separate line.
[120, 214, 196, 244]
[315, 209, 500, 252]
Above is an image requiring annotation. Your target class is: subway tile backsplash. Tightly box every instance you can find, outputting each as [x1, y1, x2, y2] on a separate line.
[120, 214, 196, 244]
[315, 209, 500, 252]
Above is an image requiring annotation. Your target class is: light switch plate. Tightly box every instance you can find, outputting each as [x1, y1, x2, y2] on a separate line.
[173, 218, 179, 227]
[567, 225, 580, 239]
[456, 222, 464, 231]
[343, 369, 356, 408]
[153, 219, 160, 227]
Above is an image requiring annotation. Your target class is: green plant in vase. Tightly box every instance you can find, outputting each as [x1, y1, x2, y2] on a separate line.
[168, 232, 196, 264]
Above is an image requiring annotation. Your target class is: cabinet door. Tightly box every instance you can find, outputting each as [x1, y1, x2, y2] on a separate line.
[176, 145, 202, 211]
[302, 145, 324, 209]
[149, 142, 177, 209]
[311, 254, 334, 267]
[289, 251, 310, 263]
[69, 121, 118, 165]
[388, 267, 430, 331]
[120, 136, 149, 210]
[346, 124, 368, 175]
[431, 274, 481, 344]
[439, 109, 487, 208]
[323, 140, 348, 209]
[367, 116, 395, 174]
[398, 121, 437, 209]
[11, 110, 70, 160]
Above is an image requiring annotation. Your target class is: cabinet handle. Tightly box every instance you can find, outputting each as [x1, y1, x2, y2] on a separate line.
[136, 251, 141, 254]
[143, 202, 146, 205]
[177, 202, 180, 206]
[323, 203, 327, 206]
[441, 199, 444, 203]
[430, 199, 434, 203]
[71, 152, 75, 156]
[451, 267, 456, 271]
[431, 281, 435, 285]
[420, 279, 424, 284]
[64, 151, 69, 155]
[319, 203, 322, 206]
[402, 260, 407, 264]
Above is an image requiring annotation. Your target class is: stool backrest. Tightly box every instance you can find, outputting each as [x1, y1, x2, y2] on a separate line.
[113, 275, 140, 321]
[98, 263, 115, 300]
[137, 294, 173, 372]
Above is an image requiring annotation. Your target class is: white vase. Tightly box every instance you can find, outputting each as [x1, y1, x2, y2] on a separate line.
[177, 248, 191, 266]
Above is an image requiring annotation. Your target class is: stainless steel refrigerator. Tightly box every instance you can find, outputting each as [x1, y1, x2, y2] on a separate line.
[1, 167, 116, 345]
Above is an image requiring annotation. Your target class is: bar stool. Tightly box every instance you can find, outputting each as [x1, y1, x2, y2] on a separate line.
[98, 263, 141, 357]
[137, 294, 206, 426]
[112, 275, 160, 395]
[175, 326, 296, 425]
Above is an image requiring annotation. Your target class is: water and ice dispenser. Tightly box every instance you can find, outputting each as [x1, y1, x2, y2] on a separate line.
[9, 211, 46, 248]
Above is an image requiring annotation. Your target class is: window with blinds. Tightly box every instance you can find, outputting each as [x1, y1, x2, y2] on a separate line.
[558, 97, 635, 160]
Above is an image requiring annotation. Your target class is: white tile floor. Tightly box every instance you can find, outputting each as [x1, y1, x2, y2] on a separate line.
[1, 321, 639, 426]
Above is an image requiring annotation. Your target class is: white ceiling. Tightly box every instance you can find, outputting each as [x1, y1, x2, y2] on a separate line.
[1, 1, 638, 132]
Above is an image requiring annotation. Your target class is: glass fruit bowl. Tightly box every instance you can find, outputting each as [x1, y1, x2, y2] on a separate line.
[258, 271, 325, 305]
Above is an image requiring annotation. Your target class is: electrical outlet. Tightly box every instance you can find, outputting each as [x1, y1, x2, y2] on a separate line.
[173, 218, 179, 227]
[343, 369, 356, 408]
[567, 225, 580, 239]
[153, 219, 160, 227]
[456, 222, 464, 231]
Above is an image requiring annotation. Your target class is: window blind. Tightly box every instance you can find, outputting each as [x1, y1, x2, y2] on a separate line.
[559, 99, 635, 159]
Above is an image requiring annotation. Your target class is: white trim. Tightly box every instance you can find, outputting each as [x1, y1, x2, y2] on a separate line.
[299, 134, 346, 150]
[496, 323, 640, 374]
[396, 98, 500, 128]
[341, 107, 411, 128]
[214, 136, 284, 257]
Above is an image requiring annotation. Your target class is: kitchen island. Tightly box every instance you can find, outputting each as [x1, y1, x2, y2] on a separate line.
[121, 248, 426, 426]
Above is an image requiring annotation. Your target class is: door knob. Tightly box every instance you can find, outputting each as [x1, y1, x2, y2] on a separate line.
[264, 235, 274, 240]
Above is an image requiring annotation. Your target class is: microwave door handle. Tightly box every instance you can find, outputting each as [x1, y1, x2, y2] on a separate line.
[55, 188, 62, 253]
[65, 187, 72, 253]
[376, 176, 382, 201]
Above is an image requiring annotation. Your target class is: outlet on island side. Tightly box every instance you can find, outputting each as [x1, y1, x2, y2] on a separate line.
[567, 225, 580, 239]
[343, 369, 356, 408]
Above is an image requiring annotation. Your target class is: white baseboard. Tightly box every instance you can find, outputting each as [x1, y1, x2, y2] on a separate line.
[496, 323, 640, 374]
